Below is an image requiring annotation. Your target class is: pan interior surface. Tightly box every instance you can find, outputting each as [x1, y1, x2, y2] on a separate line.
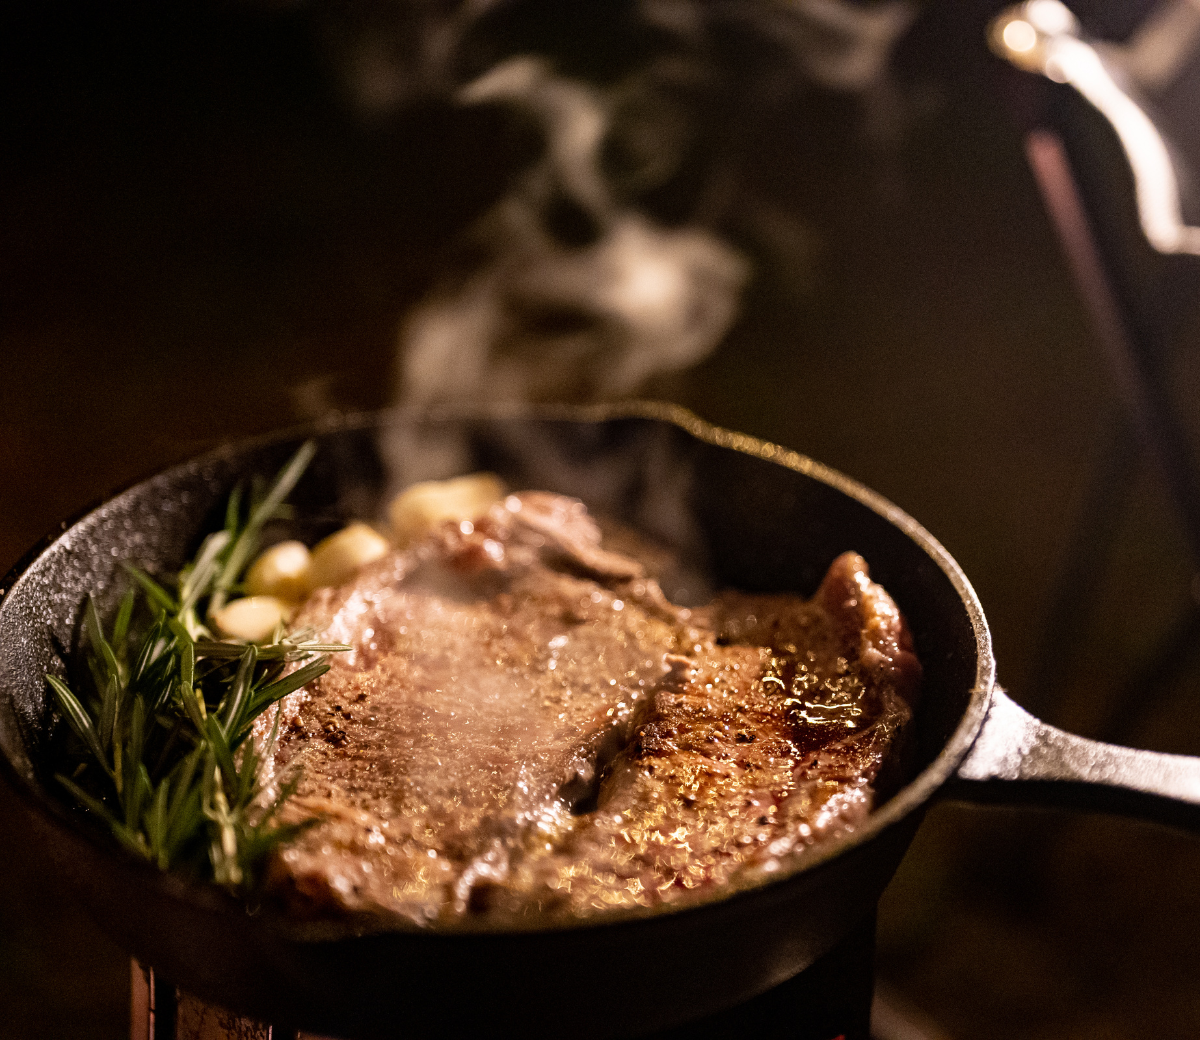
[0, 406, 992, 1035]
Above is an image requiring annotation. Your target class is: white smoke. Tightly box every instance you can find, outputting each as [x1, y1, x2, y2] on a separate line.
[308, 0, 919, 411]
[399, 56, 749, 408]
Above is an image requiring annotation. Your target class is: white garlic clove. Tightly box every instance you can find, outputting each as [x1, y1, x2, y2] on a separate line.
[389, 472, 505, 547]
[245, 540, 313, 602]
[308, 522, 390, 589]
[211, 596, 291, 644]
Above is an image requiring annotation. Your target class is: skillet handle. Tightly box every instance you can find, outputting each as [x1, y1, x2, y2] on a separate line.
[946, 688, 1200, 830]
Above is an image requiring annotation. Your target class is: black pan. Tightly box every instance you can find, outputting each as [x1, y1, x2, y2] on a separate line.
[2, 403, 1199, 1038]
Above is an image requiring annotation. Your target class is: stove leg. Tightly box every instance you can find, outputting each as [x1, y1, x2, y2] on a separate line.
[132, 917, 885, 1040]
[131, 961, 150, 1040]
[132, 960, 313, 1040]
[131, 961, 177, 1040]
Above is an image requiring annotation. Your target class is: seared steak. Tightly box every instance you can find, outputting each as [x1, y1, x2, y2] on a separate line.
[263, 493, 919, 927]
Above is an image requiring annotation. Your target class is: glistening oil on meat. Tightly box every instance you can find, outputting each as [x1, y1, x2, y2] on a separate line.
[260, 486, 921, 927]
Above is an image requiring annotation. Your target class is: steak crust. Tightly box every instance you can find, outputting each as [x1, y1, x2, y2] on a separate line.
[262, 494, 919, 927]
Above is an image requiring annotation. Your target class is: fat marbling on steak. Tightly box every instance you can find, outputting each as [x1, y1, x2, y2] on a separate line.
[263, 491, 921, 927]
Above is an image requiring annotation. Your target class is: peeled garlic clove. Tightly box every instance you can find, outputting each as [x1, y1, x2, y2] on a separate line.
[211, 596, 290, 644]
[245, 540, 312, 602]
[389, 472, 505, 547]
[308, 522, 390, 589]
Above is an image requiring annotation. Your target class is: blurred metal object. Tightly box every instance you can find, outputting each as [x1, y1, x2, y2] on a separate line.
[989, 1, 1200, 743]
[1024, 128, 1200, 563]
[1110, 0, 1200, 91]
[1024, 127, 1200, 744]
[990, 0, 1200, 255]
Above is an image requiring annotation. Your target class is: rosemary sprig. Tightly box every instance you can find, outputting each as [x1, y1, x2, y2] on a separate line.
[46, 442, 348, 889]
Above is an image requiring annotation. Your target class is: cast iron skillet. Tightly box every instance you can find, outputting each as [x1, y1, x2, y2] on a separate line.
[3, 403, 1200, 1038]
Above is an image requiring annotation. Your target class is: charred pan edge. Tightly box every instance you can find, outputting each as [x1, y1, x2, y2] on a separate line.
[0, 401, 996, 938]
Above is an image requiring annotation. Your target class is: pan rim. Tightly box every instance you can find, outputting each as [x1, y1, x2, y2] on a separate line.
[0, 400, 997, 940]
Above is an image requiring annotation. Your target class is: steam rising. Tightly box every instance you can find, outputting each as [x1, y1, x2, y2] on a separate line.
[323, 0, 919, 417]
[399, 56, 750, 409]
[332, 0, 920, 484]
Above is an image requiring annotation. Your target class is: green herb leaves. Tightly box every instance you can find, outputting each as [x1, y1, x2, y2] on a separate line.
[46, 442, 347, 888]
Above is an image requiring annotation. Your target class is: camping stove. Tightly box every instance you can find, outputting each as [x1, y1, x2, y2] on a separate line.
[131, 913, 877, 1040]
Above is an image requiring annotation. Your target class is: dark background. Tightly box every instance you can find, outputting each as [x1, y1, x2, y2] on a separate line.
[4, 1, 1200, 1037]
